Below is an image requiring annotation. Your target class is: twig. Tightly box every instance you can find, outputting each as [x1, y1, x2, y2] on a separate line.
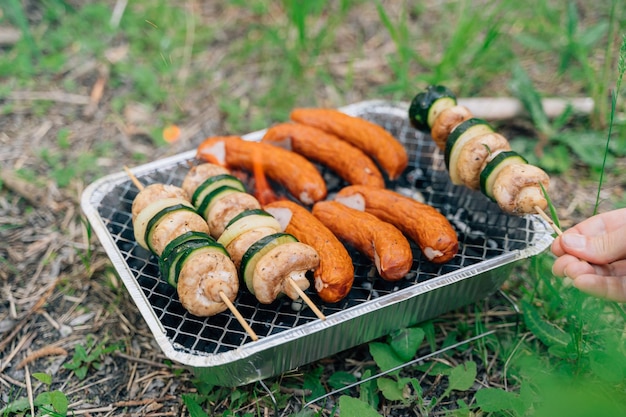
[288, 279, 326, 321]
[534, 206, 563, 236]
[25, 365, 35, 417]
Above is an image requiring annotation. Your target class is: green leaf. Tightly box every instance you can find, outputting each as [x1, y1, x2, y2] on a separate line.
[369, 342, 403, 373]
[389, 327, 425, 362]
[35, 391, 69, 415]
[444, 361, 477, 398]
[358, 369, 380, 410]
[338, 395, 383, 417]
[182, 394, 210, 417]
[475, 388, 524, 414]
[74, 365, 88, 380]
[589, 350, 625, 383]
[32, 372, 52, 385]
[327, 371, 358, 390]
[377, 377, 406, 402]
[303, 366, 326, 401]
[522, 300, 570, 349]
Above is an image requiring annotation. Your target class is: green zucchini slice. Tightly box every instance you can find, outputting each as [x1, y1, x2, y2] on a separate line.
[479, 151, 528, 201]
[240, 232, 298, 295]
[191, 174, 246, 207]
[196, 185, 243, 220]
[408, 85, 457, 131]
[217, 209, 282, 248]
[444, 118, 494, 185]
[133, 197, 194, 251]
[144, 203, 198, 254]
[158, 231, 226, 287]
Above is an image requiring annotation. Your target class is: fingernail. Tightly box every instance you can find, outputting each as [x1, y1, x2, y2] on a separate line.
[562, 233, 586, 250]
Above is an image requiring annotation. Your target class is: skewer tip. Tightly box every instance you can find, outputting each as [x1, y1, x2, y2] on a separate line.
[220, 291, 259, 341]
[288, 278, 326, 321]
[534, 205, 563, 236]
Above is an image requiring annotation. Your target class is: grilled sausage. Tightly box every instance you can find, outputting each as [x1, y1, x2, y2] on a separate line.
[262, 123, 385, 188]
[265, 200, 355, 303]
[312, 200, 413, 281]
[335, 185, 458, 264]
[290, 108, 409, 180]
[196, 135, 327, 205]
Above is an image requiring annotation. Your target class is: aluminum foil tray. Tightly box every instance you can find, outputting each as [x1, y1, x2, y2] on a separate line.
[81, 100, 554, 386]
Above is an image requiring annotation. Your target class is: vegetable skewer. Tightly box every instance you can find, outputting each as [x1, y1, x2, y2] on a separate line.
[124, 167, 259, 341]
[408, 85, 552, 217]
[181, 163, 326, 321]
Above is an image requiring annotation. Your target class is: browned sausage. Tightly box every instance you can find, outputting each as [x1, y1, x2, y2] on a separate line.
[264, 200, 355, 303]
[290, 108, 408, 180]
[196, 135, 327, 205]
[262, 123, 385, 188]
[312, 200, 413, 281]
[335, 185, 458, 263]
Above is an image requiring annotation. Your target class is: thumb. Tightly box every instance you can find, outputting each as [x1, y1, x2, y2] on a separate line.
[560, 224, 626, 265]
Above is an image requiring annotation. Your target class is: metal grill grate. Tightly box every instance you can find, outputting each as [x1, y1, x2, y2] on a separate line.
[82, 100, 553, 384]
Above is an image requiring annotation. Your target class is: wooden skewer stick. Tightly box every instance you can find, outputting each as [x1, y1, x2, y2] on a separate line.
[535, 205, 563, 236]
[288, 278, 326, 321]
[219, 292, 258, 341]
[123, 166, 259, 341]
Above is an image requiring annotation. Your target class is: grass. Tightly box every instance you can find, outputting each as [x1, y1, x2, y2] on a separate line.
[1, 0, 625, 416]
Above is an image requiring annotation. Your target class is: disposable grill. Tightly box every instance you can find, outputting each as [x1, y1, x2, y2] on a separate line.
[81, 100, 553, 386]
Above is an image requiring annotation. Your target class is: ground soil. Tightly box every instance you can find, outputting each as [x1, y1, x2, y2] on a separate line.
[1, 2, 624, 416]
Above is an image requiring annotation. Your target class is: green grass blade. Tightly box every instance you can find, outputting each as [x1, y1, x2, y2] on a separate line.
[593, 33, 626, 215]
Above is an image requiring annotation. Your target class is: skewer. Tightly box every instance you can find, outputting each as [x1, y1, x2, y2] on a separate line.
[534, 205, 563, 236]
[123, 166, 259, 341]
[219, 292, 258, 341]
[288, 278, 326, 321]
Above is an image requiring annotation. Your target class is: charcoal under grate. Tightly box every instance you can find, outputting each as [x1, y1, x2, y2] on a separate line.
[81, 100, 553, 386]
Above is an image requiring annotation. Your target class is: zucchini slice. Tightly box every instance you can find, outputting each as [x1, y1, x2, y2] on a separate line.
[240, 233, 298, 295]
[144, 203, 198, 254]
[217, 209, 282, 248]
[158, 231, 226, 287]
[444, 118, 494, 185]
[191, 174, 246, 207]
[408, 85, 457, 131]
[133, 197, 194, 251]
[479, 151, 528, 201]
[196, 185, 244, 220]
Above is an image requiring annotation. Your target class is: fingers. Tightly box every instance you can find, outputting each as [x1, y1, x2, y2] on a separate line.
[552, 255, 626, 302]
[572, 274, 626, 303]
[551, 221, 626, 265]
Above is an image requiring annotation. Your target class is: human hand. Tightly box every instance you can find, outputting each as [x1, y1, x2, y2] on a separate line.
[551, 207, 626, 302]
